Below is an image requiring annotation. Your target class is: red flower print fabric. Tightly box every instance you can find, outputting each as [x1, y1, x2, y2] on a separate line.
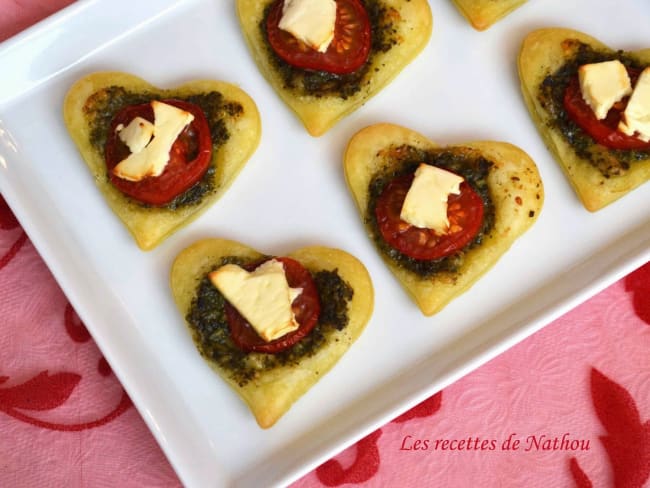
[625, 262, 650, 326]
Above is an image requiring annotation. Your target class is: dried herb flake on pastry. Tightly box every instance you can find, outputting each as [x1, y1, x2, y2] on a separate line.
[170, 238, 374, 428]
[344, 123, 543, 316]
[63, 72, 261, 250]
[236, 0, 432, 136]
[519, 28, 650, 211]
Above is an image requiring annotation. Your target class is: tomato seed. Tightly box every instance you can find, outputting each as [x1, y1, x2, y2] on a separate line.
[397, 222, 410, 232]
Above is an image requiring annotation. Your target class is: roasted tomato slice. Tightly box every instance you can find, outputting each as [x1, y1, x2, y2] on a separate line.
[266, 0, 371, 75]
[105, 99, 212, 206]
[375, 171, 485, 261]
[224, 257, 321, 354]
[563, 68, 650, 151]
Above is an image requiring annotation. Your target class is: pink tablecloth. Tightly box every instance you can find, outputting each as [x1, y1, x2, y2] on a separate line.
[1, 3, 649, 487]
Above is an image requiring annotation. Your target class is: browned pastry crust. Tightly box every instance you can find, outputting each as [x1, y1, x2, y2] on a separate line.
[451, 0, 527, 31]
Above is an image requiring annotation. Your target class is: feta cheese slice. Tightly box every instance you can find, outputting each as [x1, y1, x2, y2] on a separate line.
[579, 60, 632, 120]
[400, 164, 465, 234]
[279, 0, 337, 53]
[209, 259, 303, 342]
[113, 101, 194, 182]
[116, 116, 154, 154]
[618, 67, 650, 142]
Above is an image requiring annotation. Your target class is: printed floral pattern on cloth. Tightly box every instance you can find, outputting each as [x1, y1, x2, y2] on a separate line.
[0, 195, 180, 487]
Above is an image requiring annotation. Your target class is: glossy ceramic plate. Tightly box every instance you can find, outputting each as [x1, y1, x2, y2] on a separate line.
[1, 0, 649, 486]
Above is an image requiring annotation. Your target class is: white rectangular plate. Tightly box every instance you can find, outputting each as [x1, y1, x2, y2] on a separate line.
[1, 0, 649, 486]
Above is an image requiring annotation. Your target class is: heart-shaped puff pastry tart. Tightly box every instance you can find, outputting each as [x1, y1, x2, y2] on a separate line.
[63, 72, 261, 250]
[170, 238, 374, 428]
[344, 123, 543, 316]
[236, 0, 432, 136]
[519, 28, 650, 211]
[451, 0, 527, 31]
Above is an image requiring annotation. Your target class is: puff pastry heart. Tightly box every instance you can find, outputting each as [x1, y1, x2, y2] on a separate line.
[170, 238, 374, 428]
[344, 123, 543, 316]
[236, 0, 432, 136]
[63, 72, 261, 250]
[519, 28, 650, 211]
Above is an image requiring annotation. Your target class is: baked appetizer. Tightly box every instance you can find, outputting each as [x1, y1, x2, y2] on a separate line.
[451, 0, 527, 31]
[236, 0, 432, 136]
[63, 72, 261, 250]
[344, 123, 543, 316]
[170, 238, 374, 428]
[519, 28, 650, 211]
